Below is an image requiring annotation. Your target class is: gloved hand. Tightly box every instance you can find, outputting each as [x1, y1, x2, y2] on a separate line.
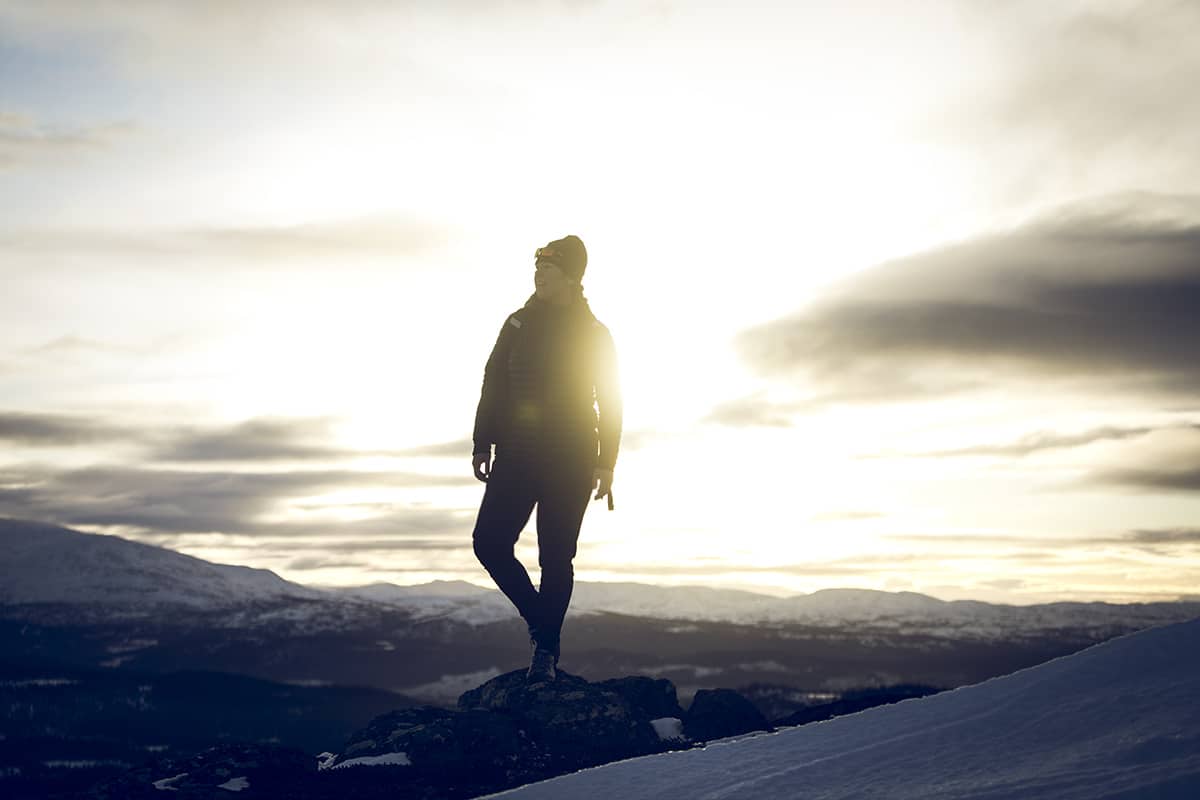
[472, 452, 492, 482]
[593, 467, 614, 509]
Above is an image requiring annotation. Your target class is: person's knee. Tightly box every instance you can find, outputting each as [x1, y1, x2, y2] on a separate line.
[537, 549, 576, 578]
[473, 534, 511, 567]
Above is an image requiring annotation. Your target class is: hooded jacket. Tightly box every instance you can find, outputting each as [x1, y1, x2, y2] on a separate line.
[472, 294, 621, 470]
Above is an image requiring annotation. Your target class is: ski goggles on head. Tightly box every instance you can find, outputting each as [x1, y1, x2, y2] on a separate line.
[534, 245, 563, 263]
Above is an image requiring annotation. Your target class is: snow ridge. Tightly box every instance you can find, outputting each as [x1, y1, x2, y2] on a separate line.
[0, 518, 324, 608]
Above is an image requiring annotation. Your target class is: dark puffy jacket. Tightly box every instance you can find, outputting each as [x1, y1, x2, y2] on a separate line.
[472, 294, 622, 469]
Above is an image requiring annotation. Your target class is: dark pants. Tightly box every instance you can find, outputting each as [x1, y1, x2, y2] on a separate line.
[472, 454, 594, 659]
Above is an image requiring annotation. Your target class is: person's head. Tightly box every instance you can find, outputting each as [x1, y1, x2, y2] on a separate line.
[534, 235, 587, 304]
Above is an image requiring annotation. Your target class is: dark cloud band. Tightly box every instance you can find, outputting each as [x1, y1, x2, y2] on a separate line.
[0, 464, 475, 536]
[733, 197, 1200, 407]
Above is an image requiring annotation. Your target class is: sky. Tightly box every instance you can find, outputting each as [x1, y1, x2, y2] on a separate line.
[1, 0, 1198, 604]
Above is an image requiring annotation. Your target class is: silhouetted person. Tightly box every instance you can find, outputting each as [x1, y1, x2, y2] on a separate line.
[471, 234, 622, 683]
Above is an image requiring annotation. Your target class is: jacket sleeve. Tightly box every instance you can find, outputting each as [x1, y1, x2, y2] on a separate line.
[472, 316, 517, 456]
[594, 323, 623, 470]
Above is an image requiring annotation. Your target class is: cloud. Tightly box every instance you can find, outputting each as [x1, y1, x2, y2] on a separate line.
[1073, 423, 1200, 493]
[153, 417, 347, 462]
[0, 410, 444, 464]
[704, 394, 797, 428]
[1086, 528, 1200, 557]
[0, 112, 130, 170]
[0, 411, 136, 445]
[396, 438, 473, 458]
[734, 195, 1200, 406]
[1125, 528, 1200, 545]
[281, 536, 473, 572]
[278, 537, 470, 554]
[588, 555, 928, 578]
[0, 464, 475, 536]
[1091, 465, 1200, 493]
[21, 335, 161, 358]
[907, 424, 1160, 459]
[936, 3, 1200, 205]
[809, 511, 885, 522]
[980, 578, 1026, 591]
[889, 529, 1200, 556]
[0, 216, 451, 271]
[285, 556, 370, 571]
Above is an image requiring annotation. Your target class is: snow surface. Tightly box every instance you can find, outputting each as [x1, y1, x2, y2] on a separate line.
[487, 618, 1200, 799]
[0, 519, 325, 607]
[152, 772, 187, 791]
[649, 718, 685, 742]
[331, 752, 412, 769]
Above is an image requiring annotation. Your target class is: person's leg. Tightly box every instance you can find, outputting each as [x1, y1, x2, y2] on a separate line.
[533, 457, 594, 659]
[472, 458, 541, 628]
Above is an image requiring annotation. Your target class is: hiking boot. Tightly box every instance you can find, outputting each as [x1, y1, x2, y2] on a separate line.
[526, 645, 557, 683]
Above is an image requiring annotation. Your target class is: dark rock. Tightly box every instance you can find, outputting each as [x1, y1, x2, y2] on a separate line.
[457, 668, 590, 712]
[319, 672, 691, 799]
[597, 675, 685, 720]
[776, 684, 942, 727]
[684, 688, 773, 741]
[458, 669, 659, 764]
[88, 742, 315, 799]
[331, 704, 534, 779]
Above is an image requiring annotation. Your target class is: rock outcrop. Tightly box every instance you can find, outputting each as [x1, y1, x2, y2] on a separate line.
[84, 672, 768, 799]
[685, 687, 773, 741]
[87, 742, 316, 799]
[321, 670, 768, 796]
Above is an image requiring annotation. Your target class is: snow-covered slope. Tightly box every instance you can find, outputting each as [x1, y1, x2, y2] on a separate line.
[490, 617, 1200, 799]
[0, 518, 324, 607]
[337, 580, 518, 625]
[569, 581, 780, 621]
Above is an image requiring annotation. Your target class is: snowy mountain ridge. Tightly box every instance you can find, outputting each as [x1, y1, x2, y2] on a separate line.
[0, 518, 325, 608]
[3, 518, 1197, 640]
[490, 617, 1200, 799]
[337, 578, 1199, 638]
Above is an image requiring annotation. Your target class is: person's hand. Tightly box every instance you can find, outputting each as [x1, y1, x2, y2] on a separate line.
[593, 467, 613, 501]
[473, 452, 492, 482]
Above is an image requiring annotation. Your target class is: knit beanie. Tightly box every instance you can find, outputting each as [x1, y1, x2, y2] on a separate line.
[536, 235, 588, 282]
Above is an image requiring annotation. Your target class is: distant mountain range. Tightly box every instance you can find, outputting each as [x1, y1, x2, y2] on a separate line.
[3, 518, 1195, 641]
